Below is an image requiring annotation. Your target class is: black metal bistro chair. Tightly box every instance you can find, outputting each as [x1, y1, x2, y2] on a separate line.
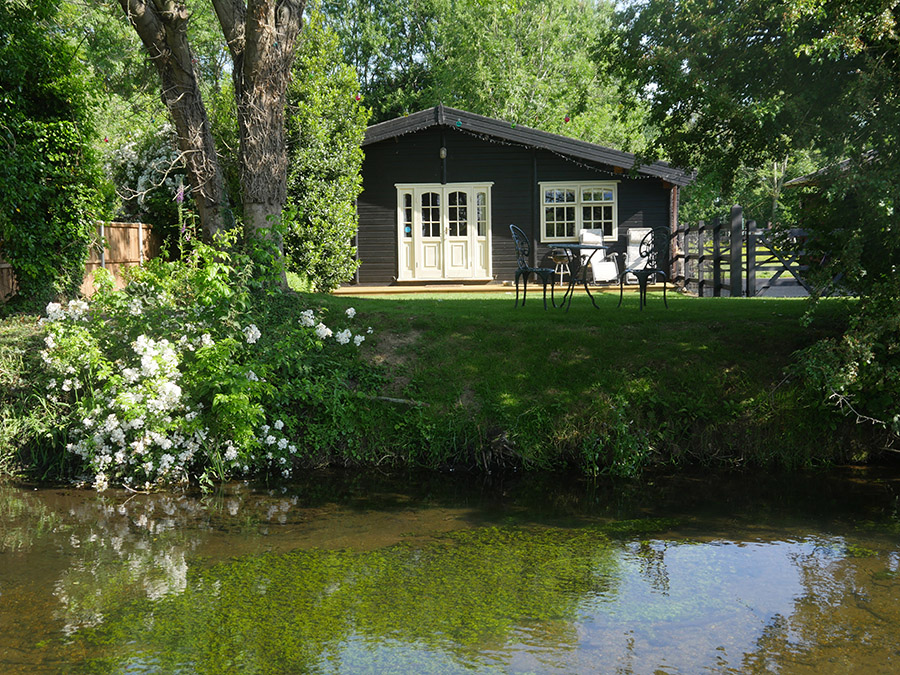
[618, 226, 671, 310]
[510, 224, 556, 309]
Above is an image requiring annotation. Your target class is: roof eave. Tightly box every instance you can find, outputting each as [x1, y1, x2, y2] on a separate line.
[363, 105, 694, 187]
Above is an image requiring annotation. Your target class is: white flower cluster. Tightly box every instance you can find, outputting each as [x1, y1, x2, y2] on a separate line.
[41, 300, 88, 324]
[301, 307, 369, 347]
[243, 324, 261, 344]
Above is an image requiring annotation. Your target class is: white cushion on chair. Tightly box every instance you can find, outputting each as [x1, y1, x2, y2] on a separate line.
[623, 228, 651, 282]
[579, 230, 619, 283]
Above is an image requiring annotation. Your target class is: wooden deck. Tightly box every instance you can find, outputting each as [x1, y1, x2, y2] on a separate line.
[332, 282, 673, 297]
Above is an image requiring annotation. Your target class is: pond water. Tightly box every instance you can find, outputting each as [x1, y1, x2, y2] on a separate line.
[2, 468, 900, 674]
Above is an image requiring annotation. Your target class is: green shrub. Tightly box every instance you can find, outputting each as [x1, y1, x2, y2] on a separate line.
[37, 232, 376, 490]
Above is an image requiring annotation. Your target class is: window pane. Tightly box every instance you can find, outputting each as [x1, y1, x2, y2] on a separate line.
[544, 188, 576, 204]
[403, 193, 412, 238]
[476, 192, 487, 236]
[422, 192, 440, 237]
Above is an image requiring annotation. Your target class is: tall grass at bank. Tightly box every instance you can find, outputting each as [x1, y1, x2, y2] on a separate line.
[275, 289, 862, 474]
[0, 288, 870, 481]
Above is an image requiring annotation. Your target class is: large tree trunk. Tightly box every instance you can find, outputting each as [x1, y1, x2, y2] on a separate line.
[117, 0, 226, 243]
[214, 0, 305, 287]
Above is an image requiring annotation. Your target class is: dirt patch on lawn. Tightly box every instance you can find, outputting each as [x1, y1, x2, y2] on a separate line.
[369, 329, 422, 395]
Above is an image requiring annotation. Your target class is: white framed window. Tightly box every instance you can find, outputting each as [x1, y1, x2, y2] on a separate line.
[539, 181, 618, 242]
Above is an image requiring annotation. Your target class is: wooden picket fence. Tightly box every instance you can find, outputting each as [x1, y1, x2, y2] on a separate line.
[0, 222, 160, 302]
[674, 205, 811, 297]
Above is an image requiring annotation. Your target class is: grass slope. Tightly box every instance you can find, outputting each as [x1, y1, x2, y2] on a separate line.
[0, 290, 875, 479]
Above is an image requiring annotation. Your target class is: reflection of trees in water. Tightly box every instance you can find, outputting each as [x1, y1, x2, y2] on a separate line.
[742, 537, 900, 673]
[72, 527, 624, 673]
[0, 484, 307, 642]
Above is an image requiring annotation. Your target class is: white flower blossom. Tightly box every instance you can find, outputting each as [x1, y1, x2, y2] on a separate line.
[247, 370, 259, 381]
[345, 307, 356, 318]
[265, 435, 276, 445]
[68, 300, 89, 321]
[354, 335, 365, 346]
[367, 327, 374, 334]
[335, 329, 352, 345]
[45, 302, 65, 321]
[93, 472, 109, 492]
[315, 323, 332, 339]
[299, 309, 316, 327]
[44, 335, 56, 350]
[224, 446, 238, 462]
[243, 324, 261, 344]
[274, 419, 284, 431]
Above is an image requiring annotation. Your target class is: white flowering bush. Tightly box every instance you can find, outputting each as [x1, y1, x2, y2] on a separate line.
[38, 234, 375, 491]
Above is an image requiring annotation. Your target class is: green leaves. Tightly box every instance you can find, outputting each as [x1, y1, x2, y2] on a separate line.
[0, 0, 103, 305]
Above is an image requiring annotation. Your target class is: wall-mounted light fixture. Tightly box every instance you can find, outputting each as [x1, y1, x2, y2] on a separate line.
[439, 146, 447, 159]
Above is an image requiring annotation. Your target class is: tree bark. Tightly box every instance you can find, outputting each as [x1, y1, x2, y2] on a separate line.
[214, 0, 305, 287]
[117, 0, 226, 243]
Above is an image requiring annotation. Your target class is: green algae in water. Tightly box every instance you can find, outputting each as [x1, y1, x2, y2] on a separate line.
[74, 526, 622, 674]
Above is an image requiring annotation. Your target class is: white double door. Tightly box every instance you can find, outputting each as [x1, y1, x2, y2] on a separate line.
[397, 183, 492, 281]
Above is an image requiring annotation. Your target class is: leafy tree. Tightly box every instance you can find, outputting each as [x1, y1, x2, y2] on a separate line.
[320, 0, 645, 150]
[0, 0, 105, 306]
[284, 11, 370, 291]
[318, 0, 438, 123]
[616, 0, 900, 440]
[113, 0, 307, 288]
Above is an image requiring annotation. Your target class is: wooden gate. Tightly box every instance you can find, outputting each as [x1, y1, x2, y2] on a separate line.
[674, 206, 811, 298]
[745, 226, 811, 297]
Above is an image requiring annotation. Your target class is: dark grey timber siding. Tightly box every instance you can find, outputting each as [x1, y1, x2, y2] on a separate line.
[356, 127, 673, 285]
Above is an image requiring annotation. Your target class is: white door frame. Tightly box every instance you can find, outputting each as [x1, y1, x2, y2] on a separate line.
[396, 182, 493, 281]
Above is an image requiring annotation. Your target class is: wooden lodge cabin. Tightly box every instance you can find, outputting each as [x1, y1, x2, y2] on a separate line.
[353, 105, 693, 286]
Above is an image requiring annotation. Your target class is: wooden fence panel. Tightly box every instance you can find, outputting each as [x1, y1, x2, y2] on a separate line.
[0, 222, 159, 302]
[0, 259, 15, 302]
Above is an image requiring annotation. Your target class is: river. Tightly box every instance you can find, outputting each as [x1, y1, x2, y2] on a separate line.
[2, 467, 899, 673]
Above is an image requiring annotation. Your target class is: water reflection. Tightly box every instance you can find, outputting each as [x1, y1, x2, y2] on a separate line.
[1, 469, 900, 674]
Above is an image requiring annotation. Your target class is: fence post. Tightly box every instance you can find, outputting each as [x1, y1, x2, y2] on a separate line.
[729, 205, 743, 297]
[712, 217, 722, 296]
[697, 220, 705, 297]
[746, 220, 758, 297]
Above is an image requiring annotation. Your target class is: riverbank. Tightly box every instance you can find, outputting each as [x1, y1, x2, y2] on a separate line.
[0, 290, 887, 481]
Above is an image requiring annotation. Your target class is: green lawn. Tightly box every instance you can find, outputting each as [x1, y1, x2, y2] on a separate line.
[0, 291, 869, 478]
[287, 290, 860, 473]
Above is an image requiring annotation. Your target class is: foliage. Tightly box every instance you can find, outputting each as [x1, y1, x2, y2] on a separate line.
[284, 12, 370, 292]
[105, 123, 189, 253]
[616, 0, 852, 182]
[35, 230, 376, 490]
[793, 281, 900, 440]
[617, 0, 900, 440]
[319, 0, 646, 150]
[0, 0, 106, 306]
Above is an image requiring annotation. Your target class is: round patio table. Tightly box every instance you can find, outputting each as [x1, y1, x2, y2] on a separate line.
[550, 243, 608, 312]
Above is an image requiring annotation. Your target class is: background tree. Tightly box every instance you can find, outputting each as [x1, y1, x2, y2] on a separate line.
[0, 0, 106, 306]
[616, 0, 900, 438]
[284, 11, 370, 292]
[321, 0, 646, 150]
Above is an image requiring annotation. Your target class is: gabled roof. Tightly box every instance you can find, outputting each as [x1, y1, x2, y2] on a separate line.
[784, 150, 878, 188]
[363, 105, 694, 187]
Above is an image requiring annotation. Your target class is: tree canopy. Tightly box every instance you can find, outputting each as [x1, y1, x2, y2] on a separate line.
[319, 0, 646, 150]
[0, 0, 106, 305]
